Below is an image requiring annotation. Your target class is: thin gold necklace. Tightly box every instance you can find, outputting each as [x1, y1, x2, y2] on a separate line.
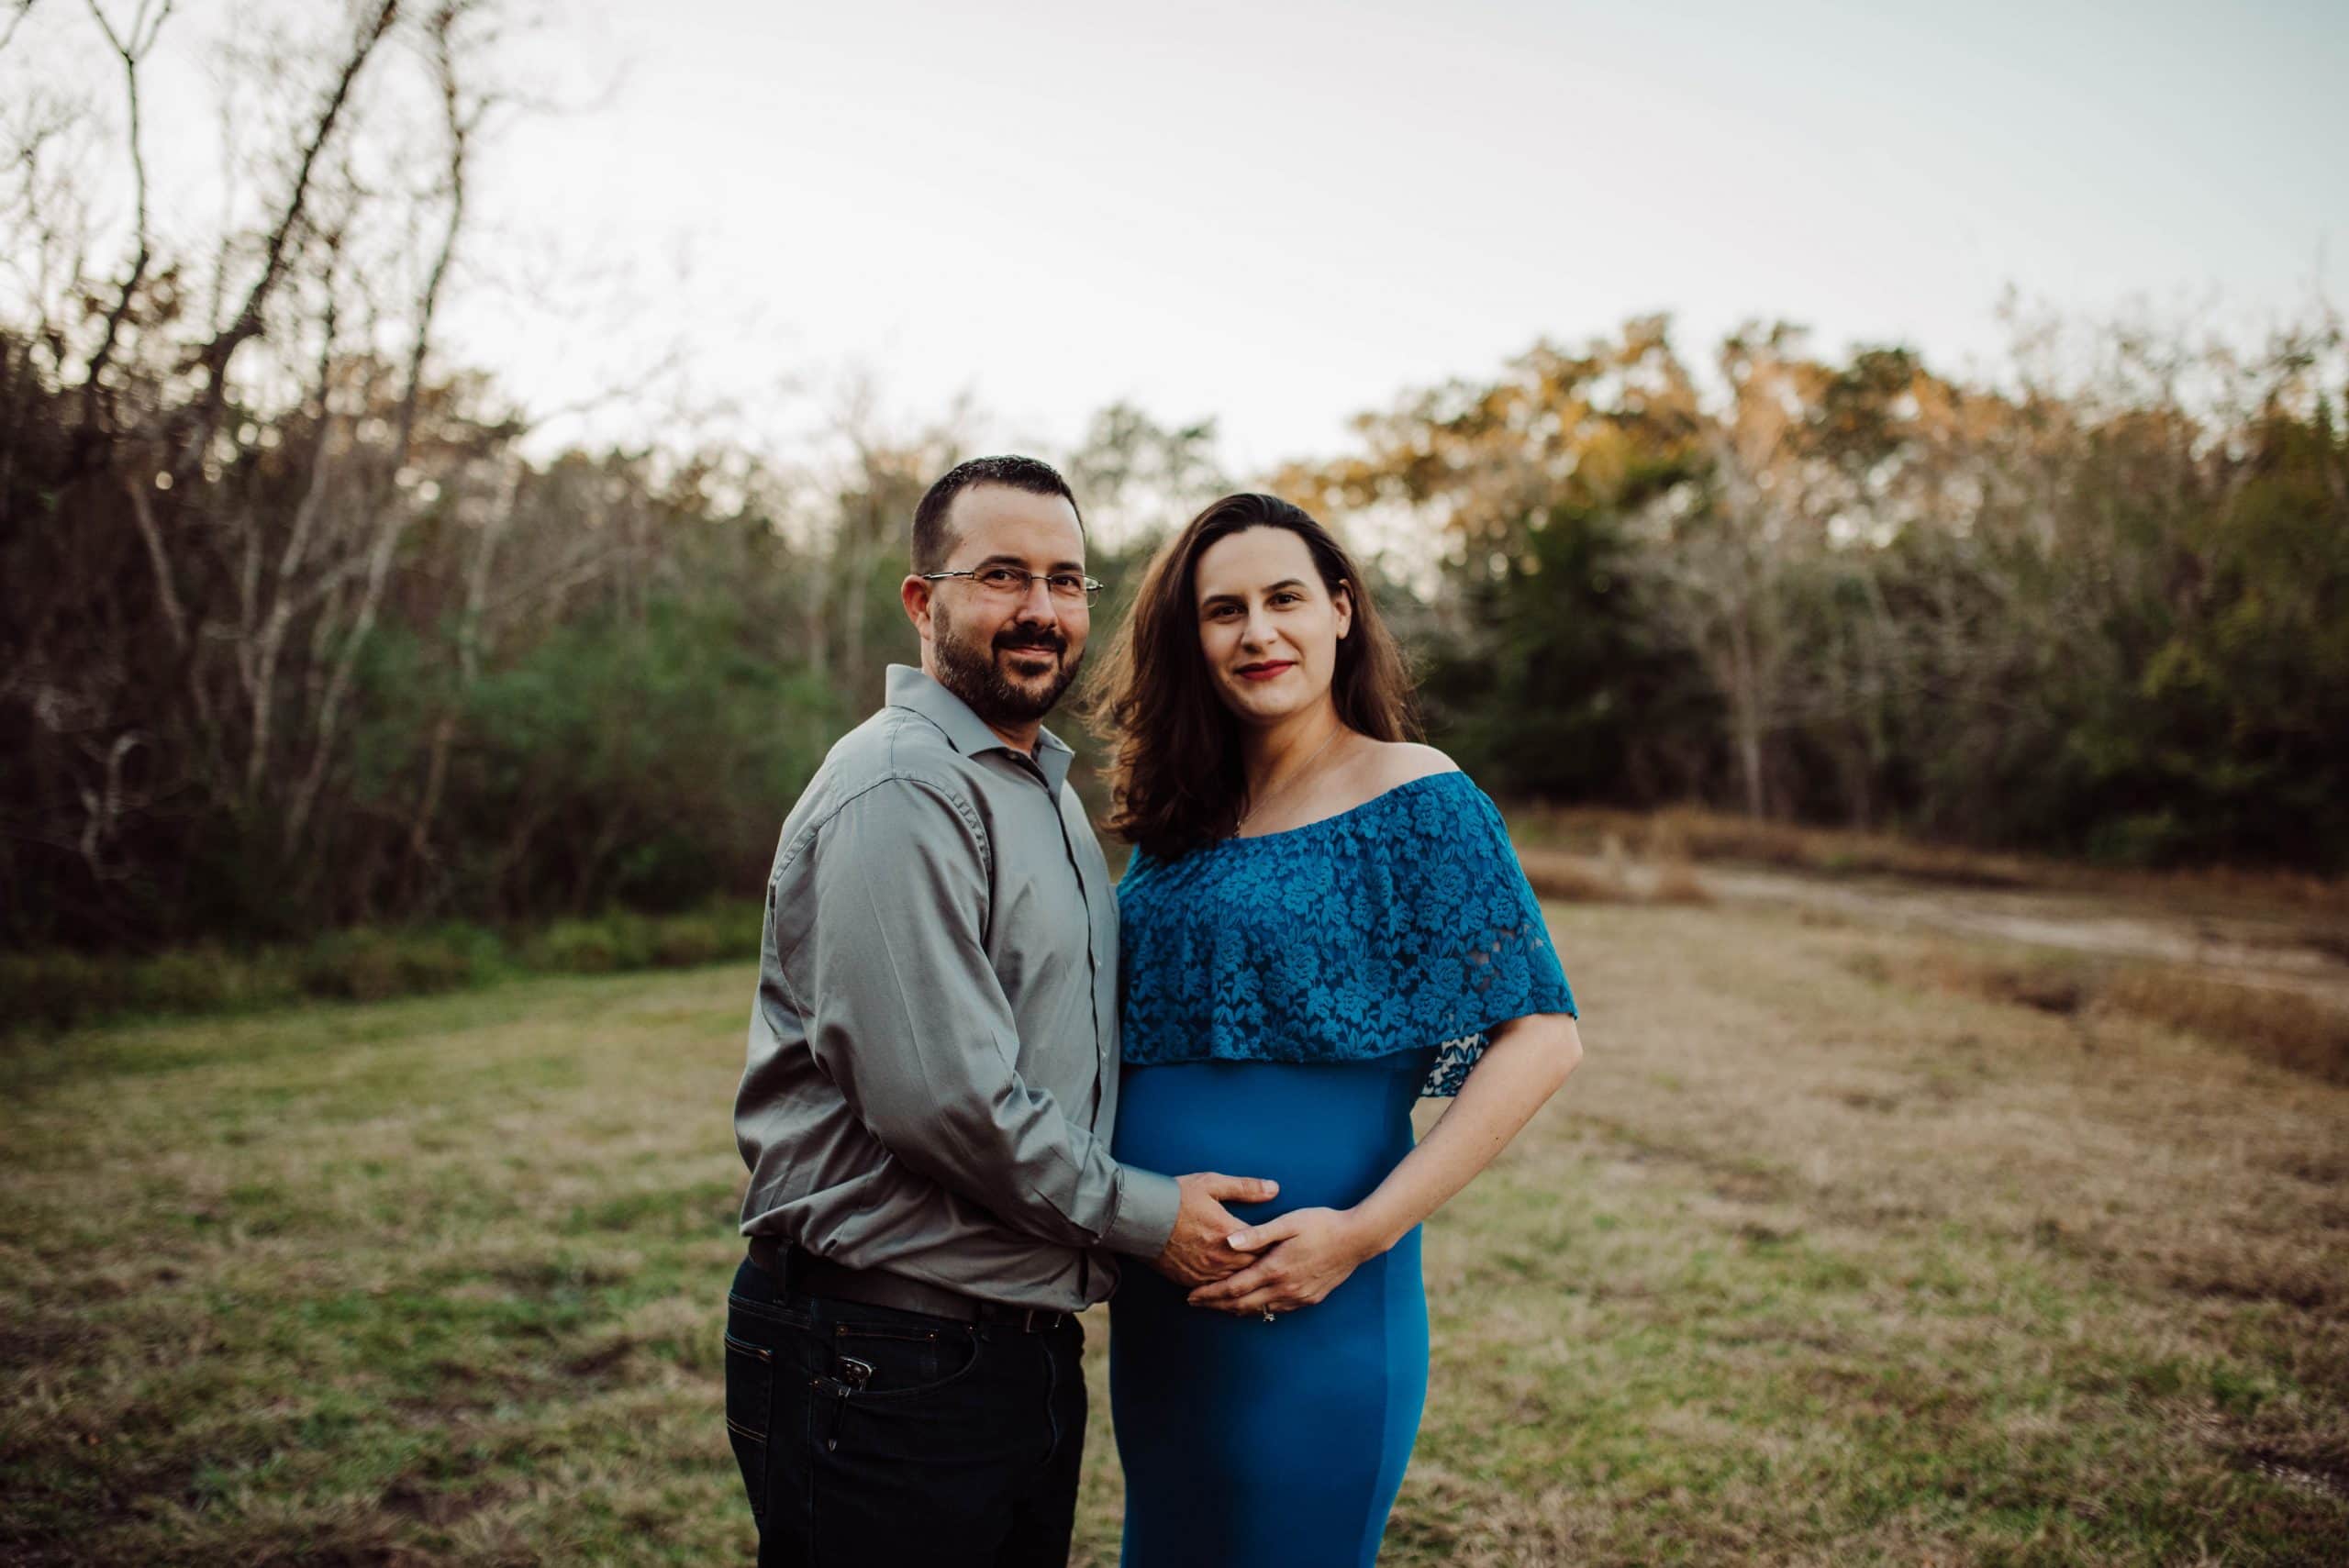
[1237, 723, 1346, 833]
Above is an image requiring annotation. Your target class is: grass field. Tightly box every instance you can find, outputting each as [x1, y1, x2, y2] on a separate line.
[4, 898, 2345, 1565]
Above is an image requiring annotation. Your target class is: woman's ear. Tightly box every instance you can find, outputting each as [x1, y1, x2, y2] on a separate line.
[1333, 584, 1354, 641]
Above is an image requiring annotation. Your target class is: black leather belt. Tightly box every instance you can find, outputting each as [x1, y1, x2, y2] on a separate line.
[747, 1236, 1071, 1333]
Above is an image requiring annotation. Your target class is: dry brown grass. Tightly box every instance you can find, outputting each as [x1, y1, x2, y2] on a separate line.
[1511, 801, 2349, 916]
[1516, 844, 1715, 907]
[1518, 848, 1635, 903]
[1646, 858, 1715, 906]
[1374, 898, 2349, 1564]
[2099, 969, 2349, 1085]
[1889, 948, 2349, 1085]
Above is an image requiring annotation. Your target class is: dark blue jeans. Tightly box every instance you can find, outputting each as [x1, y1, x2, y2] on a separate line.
[724, 1254, 1088, 1567]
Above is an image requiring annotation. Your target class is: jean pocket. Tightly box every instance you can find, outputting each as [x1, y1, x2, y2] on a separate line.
[722, 1326, 776, 1524]
[825, 1318, 982, 1401]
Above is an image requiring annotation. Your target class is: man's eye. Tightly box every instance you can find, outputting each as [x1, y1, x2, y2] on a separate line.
[1047, 574, 1085, 593]
[977, 568, 1026, 589]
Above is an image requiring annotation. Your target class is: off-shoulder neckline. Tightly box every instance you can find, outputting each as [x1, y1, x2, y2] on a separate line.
[1216, 767, 1472, 848]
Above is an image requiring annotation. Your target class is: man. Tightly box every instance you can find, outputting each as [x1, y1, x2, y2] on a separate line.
[726, 454, 1278, 1567]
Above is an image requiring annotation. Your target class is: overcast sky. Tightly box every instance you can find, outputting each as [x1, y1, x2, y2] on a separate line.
[24, 0, 2349, 473]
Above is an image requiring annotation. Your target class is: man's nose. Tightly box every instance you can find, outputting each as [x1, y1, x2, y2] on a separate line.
[1010, 577, 1060, 623]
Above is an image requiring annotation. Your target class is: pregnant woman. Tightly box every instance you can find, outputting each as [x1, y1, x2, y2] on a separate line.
[1088, 493, 1585, 1567]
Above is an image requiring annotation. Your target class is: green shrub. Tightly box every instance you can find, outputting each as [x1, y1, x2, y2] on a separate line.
[5, 903, 762, 1037]
[297, 924, 500, 1002]
[705, 900, 765, 960]
[129, 946, 300, 1015]
[525, 904, 760, 974]
[647, 905, 760, 968]
[528, 916, 640, 974]
[0, 949, 115, 1032]
[649, 913, 721, 968]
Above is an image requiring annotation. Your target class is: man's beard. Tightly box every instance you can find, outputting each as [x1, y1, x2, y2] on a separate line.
[931, 601, 1083, 728]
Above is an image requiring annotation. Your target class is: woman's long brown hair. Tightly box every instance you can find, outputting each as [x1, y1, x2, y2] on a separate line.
[1085, 494, 1419, 860]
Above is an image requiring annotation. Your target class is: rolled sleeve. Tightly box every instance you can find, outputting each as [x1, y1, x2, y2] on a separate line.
[789, 777, 1169, 1256]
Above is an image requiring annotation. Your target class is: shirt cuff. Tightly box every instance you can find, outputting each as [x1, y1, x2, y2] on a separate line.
[1102, 1167, 1183, 1258]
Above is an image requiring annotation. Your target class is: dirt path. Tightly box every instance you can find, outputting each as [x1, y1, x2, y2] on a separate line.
[1694, 862, 2349, 1008]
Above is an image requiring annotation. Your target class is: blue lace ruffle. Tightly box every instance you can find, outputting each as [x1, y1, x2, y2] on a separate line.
[1118, 771, 1576, 1098]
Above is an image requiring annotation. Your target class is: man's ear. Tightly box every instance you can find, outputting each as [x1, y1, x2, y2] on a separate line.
[901, 574, 934, 639]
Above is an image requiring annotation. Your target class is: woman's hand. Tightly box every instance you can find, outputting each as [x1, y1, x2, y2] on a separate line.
[1184, 1207, 1386, 1318]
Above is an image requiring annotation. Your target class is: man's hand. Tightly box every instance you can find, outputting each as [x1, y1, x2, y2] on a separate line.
[1149, 1172, 1279, 1287]
[1184, 1206, 1381, 1317]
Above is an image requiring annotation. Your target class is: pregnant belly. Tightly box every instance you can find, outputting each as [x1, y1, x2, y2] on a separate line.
[1111, 1054, 1430, 1223]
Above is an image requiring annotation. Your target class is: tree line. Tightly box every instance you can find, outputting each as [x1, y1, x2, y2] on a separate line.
[1281, 312, 2349, 873]
[5, 2, 2344, 953]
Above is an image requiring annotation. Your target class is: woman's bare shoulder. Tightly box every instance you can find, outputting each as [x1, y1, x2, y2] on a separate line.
[1347, 739, 1461, 792]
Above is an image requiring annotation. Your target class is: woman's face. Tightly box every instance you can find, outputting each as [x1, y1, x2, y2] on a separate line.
[1191, 526, 1353, 728]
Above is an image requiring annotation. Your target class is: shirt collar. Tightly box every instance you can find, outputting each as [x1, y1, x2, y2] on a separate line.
[885, 663, 1075, 793]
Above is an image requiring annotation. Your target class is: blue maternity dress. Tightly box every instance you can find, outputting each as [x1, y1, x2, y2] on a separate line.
[1109, 771, 1576, 1567]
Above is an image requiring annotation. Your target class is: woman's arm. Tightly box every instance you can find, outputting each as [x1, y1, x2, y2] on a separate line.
[1186, 1011, 1585, 1316]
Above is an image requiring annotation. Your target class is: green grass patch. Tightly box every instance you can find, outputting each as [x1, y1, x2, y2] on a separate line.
[0, 901, 765, 1037]
[4, 907, 2344, 1564]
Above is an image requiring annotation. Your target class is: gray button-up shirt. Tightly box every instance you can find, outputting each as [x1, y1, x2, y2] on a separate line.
[735, 664, 1183, 1310]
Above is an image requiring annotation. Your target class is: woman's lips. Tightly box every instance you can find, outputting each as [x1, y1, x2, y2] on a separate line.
[1235, 661, 1295, 682]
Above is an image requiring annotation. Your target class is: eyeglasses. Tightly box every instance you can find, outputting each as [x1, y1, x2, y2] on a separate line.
[920, 566, 1104, 606]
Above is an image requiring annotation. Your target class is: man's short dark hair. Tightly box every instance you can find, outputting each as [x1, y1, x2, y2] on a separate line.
[911, 455, 1085, 573]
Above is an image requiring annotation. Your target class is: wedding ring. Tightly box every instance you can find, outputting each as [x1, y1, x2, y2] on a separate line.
[1261, 1307, 1276, 1323]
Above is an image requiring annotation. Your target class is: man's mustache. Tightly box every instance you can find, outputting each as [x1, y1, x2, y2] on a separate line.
[995, 629, 1065, 654]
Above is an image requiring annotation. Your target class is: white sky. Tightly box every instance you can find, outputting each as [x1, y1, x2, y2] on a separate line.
[19, 0, 2349, 475]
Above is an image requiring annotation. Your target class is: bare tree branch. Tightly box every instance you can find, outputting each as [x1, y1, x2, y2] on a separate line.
[240, 226, 349, 797]
[286, 0, 470, 853]
[122, 470, 186, 649]
[173, 0, 398, 482]
[0, 0, 39, 56]
[75, 0, 173, 431]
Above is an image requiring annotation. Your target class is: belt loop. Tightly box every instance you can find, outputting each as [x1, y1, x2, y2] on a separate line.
[750, 1235, 797, 1296]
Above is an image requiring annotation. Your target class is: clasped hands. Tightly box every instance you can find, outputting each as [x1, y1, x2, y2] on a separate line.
[1150, 1172, 1381, 1318]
